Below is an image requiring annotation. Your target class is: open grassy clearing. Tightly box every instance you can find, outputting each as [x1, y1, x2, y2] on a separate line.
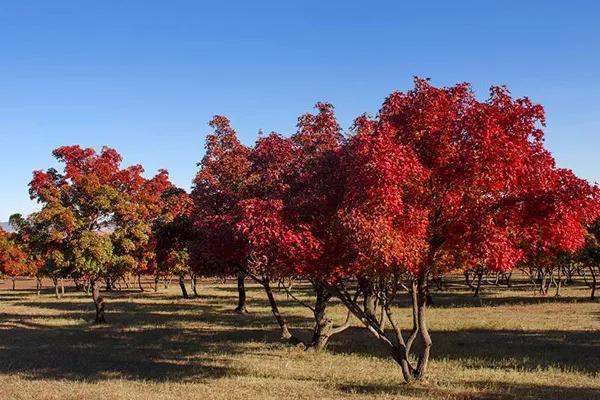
[0, 279, 598, 400]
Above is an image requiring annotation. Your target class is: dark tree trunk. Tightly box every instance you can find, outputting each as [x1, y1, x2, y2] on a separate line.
[554, 267, 562, 297]
[473, 267, 483, 297]
[505, 271, 513, 287]
[12, 277, 16, 291]
[138, 274, 145, 292]
[358, 278, 379, 322]
[308, 283, 333, 352]
[465, 270, 474, 289]
[36, 276, 42, 296]
[105, 277, 112, 292]
[154, 274, 159, 292]
[590, 266, 597, 301]
[263, 279, 305, 348]
[178, 275, 189, 299]
[234, 273, 248, 313]
[91, 279, 106, 323]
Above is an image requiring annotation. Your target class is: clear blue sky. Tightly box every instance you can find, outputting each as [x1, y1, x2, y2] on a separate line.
[1, 1, 599, 221]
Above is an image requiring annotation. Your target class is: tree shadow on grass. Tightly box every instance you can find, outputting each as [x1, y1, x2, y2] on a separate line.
[335, 380, 600, 400]
[328, 326, 600, 375]
[0, 289, 320, 382]
[2, 288, 598, 398]
[426, 291, 594, 308]
[7, 291, 314, 329]
[0, 311, 301, 382]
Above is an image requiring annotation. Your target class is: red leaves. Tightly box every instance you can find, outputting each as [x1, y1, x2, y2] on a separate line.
[234, 199, 321, 278]
[188, 80, 599, 284]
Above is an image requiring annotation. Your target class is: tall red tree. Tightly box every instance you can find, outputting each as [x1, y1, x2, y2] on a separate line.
[324, 79, 599, 382]
[190, 116, 253, 311]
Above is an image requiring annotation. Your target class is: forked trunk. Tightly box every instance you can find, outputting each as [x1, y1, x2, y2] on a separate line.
[331, 272, 434, 383]
[554, 267, 562, 297]
[178, 275, 189, 299]
[505, 271, 513, 287]
[91, 279, 106, 323]
[234, 273, 248, 313]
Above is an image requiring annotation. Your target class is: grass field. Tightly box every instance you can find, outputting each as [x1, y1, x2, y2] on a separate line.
[0, 278, 598, 400]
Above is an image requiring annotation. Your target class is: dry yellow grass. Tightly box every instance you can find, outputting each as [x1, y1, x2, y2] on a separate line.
[0, 279, 598, 400]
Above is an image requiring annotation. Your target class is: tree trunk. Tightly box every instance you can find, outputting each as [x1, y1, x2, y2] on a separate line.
[60, 278, 65, 296]
[554, 267, 562, 297]
[36, 276, 41, 296]
[12, 277, 16, 291]
[308, 283, 333, 351]
[91, 279, 106, 323]
[105, 276, 112, 292]
[540, 270, 548, 295]
[505, 271, 513, 287]
[138, 274, 145, 292]
[234, 273, 248, 313]
[330, 281, 415, 383]
[154, 274, 159, 292]
[178, 275, 189, 299]
[464, 270, 474, 289]
[413, 271, 432, 380]
[53, 278, 60, 299]
[191, 274, 198, 297]
[473, 267, 483, 297]
[590, 265, 597, 301]
[263, 279, 305, 348]
[358, 278, 379, 322]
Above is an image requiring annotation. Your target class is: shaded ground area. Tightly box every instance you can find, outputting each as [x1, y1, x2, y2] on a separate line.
[0, 280, 598, 400]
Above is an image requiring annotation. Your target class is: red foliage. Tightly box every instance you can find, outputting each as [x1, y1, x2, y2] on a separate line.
[332, 78, 599, 280]
[189, 81, 599, 286]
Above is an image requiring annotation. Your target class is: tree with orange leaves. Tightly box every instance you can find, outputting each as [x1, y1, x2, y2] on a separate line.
[28, 145, 176, 322]
[0, 227, 29, 291]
